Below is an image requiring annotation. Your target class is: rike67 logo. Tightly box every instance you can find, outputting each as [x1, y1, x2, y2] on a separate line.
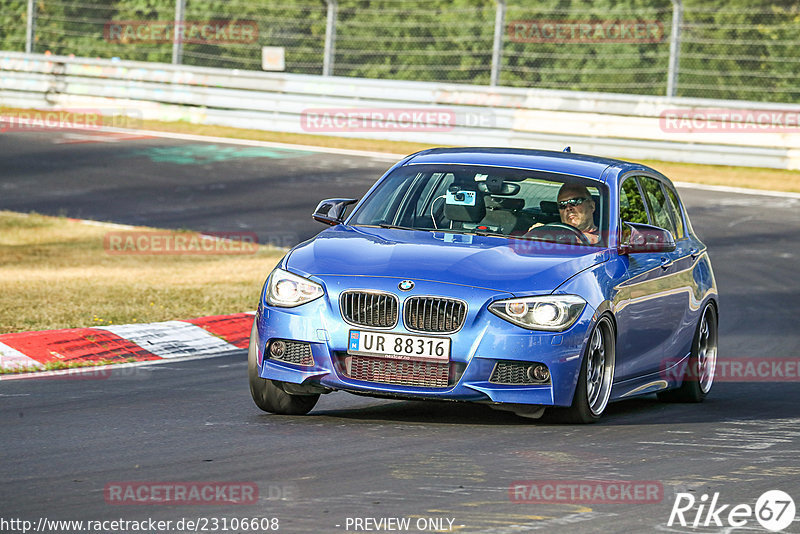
[668, 490, 796, 532]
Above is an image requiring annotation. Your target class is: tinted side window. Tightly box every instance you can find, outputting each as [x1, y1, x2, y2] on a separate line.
[640, 177, 677, 235]
[352, 172, 418, 225]
[664, 186, 686, 239]
[620, 178, 648, 224]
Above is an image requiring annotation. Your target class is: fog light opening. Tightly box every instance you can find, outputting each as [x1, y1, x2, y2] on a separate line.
[527, 363, 550, 382]
[269, 340, 286, 358]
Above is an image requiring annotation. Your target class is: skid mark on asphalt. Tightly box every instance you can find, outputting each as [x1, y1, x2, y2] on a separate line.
[506, 448, 633, 480]
[476, 511, 618, 533]
[643, 419, 800, 491]
[400, 493, 609, 534]
[120, 144, 315, 164]
[389, 452, 487, 482]
[640, 418, 800, 454]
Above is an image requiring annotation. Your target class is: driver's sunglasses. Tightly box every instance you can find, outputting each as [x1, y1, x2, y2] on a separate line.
[557, 197, 589, 210]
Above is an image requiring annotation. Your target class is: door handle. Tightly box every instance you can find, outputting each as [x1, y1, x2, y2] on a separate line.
[660, 257, 674, 269]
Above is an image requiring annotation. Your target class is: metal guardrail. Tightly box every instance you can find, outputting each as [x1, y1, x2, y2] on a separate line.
[2, 51, 799, 170]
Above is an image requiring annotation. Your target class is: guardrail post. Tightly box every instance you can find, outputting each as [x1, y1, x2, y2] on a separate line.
[667, 0, 683, 97]
[172, 0, 186, 65]
[490, 0, 506, 86]
[25, 0, 36, 53]
[323, 0, 338, 76]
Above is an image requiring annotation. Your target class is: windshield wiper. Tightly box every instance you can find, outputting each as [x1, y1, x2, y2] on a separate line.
[378, 224, 417, 231]
[374, 225, 508, 238]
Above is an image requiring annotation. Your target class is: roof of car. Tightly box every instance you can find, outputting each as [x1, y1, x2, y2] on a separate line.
[404, 147, 658, 184]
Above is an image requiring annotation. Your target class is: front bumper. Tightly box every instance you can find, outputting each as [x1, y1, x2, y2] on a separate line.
[255, 277, 595, 407]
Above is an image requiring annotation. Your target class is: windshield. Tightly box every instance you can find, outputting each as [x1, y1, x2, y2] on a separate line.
[349, 164, 609, 247]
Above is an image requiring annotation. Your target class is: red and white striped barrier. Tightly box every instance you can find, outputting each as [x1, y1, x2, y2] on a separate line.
[0, 312, 254, 374]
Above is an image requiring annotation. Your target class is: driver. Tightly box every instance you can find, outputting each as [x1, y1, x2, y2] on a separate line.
[527, 183, 599, 244]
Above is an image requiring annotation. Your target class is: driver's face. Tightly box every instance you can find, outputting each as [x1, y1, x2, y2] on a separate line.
[558, 188, 595, 231]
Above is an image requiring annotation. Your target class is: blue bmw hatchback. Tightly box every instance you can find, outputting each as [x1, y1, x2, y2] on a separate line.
[249, 148, 719, 422]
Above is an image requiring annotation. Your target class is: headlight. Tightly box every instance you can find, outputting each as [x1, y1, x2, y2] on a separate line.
[489, 295, 586, 331]
[265, 268, 324, 308]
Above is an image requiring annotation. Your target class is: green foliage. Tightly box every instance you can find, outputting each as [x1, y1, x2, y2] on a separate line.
[0, 0, 26, 50]
[0, 0, 797, 102]
[678, 1, 800, 102]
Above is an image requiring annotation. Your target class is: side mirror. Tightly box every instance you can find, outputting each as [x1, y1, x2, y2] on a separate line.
[619, 222, 676, 254]
[312, 198, 358, 226]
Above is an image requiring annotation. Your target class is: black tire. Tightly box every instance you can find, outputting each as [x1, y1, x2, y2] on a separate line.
[248, 322, 319, 415]
[658, 303, 717, 403]
[549, 315, 616, 424]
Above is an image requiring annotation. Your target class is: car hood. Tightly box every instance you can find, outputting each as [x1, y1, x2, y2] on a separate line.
[286, 226, 609, 294]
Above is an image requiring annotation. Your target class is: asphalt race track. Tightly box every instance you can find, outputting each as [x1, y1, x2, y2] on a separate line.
[2, 129, 800, 533]
[0, 130, 394, 246]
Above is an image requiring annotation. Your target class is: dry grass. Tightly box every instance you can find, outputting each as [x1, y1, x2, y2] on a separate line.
[0, 211, 282, 334]
[137, 118, 434, 156]
[634, 159, 800, 193]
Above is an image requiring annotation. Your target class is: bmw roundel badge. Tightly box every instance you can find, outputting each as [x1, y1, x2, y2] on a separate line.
[398, 280, 414, 291]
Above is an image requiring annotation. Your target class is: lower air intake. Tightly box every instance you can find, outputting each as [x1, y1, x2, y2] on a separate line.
[489, 361, 550, 385]
[345, 355, 449, 388]
[270, 340, 314, 366]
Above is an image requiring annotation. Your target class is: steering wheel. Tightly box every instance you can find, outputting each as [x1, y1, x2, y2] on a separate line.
[526, 222, 591, 245]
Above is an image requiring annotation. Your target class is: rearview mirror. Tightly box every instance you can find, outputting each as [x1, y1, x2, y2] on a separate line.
[312, 198, 358, 226]
[619, 222, 676, 254]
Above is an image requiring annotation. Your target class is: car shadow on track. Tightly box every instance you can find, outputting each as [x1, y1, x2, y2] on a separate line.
[289, 382, 798, 426]
[310, 398, 522, 425]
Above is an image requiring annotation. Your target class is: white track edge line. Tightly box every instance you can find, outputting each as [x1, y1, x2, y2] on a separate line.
[673, 181, 800, 199]
[0, 115, 402, 160]
[61, 125, 800, 198]
[0, 349, 244, 381]
[4, 115, 797, 196]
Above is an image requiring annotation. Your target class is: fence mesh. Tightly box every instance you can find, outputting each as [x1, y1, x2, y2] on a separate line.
[0, 0, 798, 103]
